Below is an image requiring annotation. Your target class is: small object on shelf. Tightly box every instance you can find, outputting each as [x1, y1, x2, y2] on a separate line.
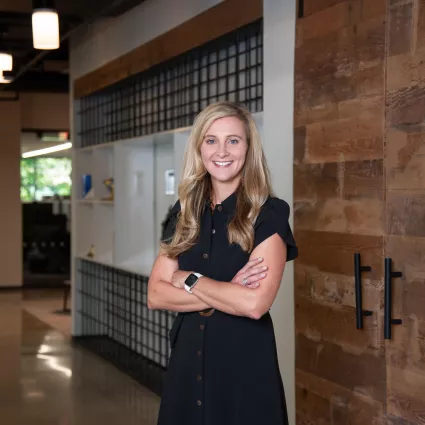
[102, 177, 114, 201]
[82, 174, 92, 198]
[86, 244, 95, 258]
[83, 188, 94, 200]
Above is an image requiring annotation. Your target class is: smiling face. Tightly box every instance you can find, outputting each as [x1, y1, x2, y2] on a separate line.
[200, 116, 248, 187]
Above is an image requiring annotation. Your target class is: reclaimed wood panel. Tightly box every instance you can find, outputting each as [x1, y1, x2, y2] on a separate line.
[293, 1, 397, 424]
[295, 230, 383, 278]
[386, 128, 425, 191]
[296, 384, 331, 425]
[385, 1, 425, 423]
[73, 0, 262, 98]
[386, 48, 425, 91]
[388, 2, 414, 56]
[297, 370, 384, 425]
[304, 115, 383, 163]
[387, 366, 425, 424]
[296, 294, 381, 352]
[294, 264, 382, 312]
[387, 192, 425, 237]
[296, 334, 386, 402]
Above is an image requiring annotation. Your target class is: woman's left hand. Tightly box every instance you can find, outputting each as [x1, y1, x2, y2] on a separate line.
[171, 270, 190, 289]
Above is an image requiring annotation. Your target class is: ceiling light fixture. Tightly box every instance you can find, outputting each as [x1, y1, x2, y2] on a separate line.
[32, 1, 60, 50]
[22, 142, 72, 158]
[0, 52, 13, 71]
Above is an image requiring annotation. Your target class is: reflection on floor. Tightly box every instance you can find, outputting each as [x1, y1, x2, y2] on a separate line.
[22, 288, 72, 336]
[0, 290, 160, 425]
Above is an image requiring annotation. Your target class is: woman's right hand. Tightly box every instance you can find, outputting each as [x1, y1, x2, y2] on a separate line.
[231, 257, 268, 289]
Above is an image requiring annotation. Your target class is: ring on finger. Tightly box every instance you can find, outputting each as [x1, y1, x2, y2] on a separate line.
[242, 277, 248, 285]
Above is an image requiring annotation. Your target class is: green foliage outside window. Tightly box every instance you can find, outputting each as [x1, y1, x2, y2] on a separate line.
[21, 157, 72, 202]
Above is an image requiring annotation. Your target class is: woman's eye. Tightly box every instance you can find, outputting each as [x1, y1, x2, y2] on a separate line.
[206, 139, 215, 144]
[228, 139, 239, 144]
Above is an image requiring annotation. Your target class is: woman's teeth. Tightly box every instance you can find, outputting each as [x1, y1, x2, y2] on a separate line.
[214, 161, 232, 167]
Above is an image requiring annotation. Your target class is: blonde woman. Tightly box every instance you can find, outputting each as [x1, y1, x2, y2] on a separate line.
[148, 101, 297, 425]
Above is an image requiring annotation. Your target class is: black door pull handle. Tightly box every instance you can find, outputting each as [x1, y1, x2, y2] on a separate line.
[354, 253, 373, 329]
[384, 258, 403, 339]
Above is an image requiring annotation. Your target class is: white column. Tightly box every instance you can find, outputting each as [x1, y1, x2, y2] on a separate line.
[263, 1, 297, 424]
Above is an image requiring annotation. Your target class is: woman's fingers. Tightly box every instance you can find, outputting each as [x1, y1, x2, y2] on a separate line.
[235, 257, 264, 277]
[240, 269, 268, 287]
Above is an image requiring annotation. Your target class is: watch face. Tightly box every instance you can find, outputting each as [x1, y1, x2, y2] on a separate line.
[185, 273, 199, 288]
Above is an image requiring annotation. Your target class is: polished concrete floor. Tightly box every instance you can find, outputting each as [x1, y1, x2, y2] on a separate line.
[0, 291, 160, 425]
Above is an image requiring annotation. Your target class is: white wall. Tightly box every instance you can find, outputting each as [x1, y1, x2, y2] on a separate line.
[263, 1, 297, 424]
[70, 0, 224, 79]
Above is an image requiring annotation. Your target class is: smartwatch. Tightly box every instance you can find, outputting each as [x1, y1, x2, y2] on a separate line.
[184, 272, 203, 293]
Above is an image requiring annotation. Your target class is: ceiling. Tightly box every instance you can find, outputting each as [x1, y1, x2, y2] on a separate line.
[0, 0, 146, 93]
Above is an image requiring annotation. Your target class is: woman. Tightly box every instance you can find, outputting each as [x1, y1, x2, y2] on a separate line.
[148, 101, 298, 425]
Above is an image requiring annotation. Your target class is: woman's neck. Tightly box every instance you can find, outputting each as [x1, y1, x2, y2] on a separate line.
[210, 180, 240, 205]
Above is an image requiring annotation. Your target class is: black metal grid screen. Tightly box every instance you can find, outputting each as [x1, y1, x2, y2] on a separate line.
[74, 259, 176, 395]
[76, 20, 263, 148]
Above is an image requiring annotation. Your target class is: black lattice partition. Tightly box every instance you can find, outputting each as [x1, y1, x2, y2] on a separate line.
[76, 20, 263, 148]
[73, 259, 176, 395]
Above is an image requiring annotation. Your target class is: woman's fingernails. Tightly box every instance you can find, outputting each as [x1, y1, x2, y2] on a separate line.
[262, 266, 267, 270]
[261, 273, 266, 277]
[258, 257, 263, 261]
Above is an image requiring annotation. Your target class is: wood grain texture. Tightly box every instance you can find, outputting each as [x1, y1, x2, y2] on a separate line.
[294, 198, 383, 235]
[296, 294, 381, 352]
[387, 48, 425, 91]
[296, 334, 386, 402]
[387, 366, 425, 424]
[295, 230, 383, 278]
[387, 85, 425, 127]
[386, 235, 425, 287]
[73, 0, 262, 98]
[305, 114, 383, 163]
[294, 264, 383, 312]
[295, 94, 383, 128]
[387, 192, 425, 237]
[297, 370, 384, 425]
[386, 128, 425, 191]
[388, 2, 414, 56]
[296, 384, 331, 425]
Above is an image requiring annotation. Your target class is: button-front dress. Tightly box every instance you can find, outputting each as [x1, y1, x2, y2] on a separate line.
[157, 191, 298, 425]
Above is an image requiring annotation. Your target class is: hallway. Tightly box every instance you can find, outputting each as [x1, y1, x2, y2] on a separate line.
[0, 291, 160, 425]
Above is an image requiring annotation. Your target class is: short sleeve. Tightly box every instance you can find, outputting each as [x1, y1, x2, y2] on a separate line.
[161, 200, 181, 244]
[253, 197, 298, 261]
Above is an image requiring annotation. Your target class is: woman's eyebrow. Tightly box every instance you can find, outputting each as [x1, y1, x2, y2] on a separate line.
[204, 134, 242, 139]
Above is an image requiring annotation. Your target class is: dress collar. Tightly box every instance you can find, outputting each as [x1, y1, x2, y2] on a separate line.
[206, 190, 237, 214]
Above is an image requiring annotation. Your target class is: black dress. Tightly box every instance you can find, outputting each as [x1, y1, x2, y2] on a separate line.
[158, 191, 298, 425]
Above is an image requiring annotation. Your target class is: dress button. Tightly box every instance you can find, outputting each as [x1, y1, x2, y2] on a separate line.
[197, 350, 202, 356]
[197, 400, 202, 406]
[202, 253, 208, 259]
[200, 325, 205, 330]
[217, 205, 223, 211]
[212, 229, 216, 234]
[197, 375, 202, 381]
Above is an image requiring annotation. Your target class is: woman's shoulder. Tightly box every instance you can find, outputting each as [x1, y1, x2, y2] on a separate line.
[256, 196, 290, 225]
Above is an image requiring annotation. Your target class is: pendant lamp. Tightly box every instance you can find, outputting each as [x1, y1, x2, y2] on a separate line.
[32, 0, 60, 50]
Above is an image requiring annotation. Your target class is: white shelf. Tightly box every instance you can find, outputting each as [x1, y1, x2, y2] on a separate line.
[77, 199, 114, 205]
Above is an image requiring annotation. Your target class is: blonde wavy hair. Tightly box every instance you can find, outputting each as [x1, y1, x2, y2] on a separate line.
[161, 101, 274, 258]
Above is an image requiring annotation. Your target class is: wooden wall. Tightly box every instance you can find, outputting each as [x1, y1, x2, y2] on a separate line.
[294, 0, 387, 423]
[385, 0, 425, 422]
[294, 0, 425, 424]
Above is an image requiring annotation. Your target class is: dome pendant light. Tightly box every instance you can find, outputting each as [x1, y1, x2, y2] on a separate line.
[32, 0, 60, 50]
